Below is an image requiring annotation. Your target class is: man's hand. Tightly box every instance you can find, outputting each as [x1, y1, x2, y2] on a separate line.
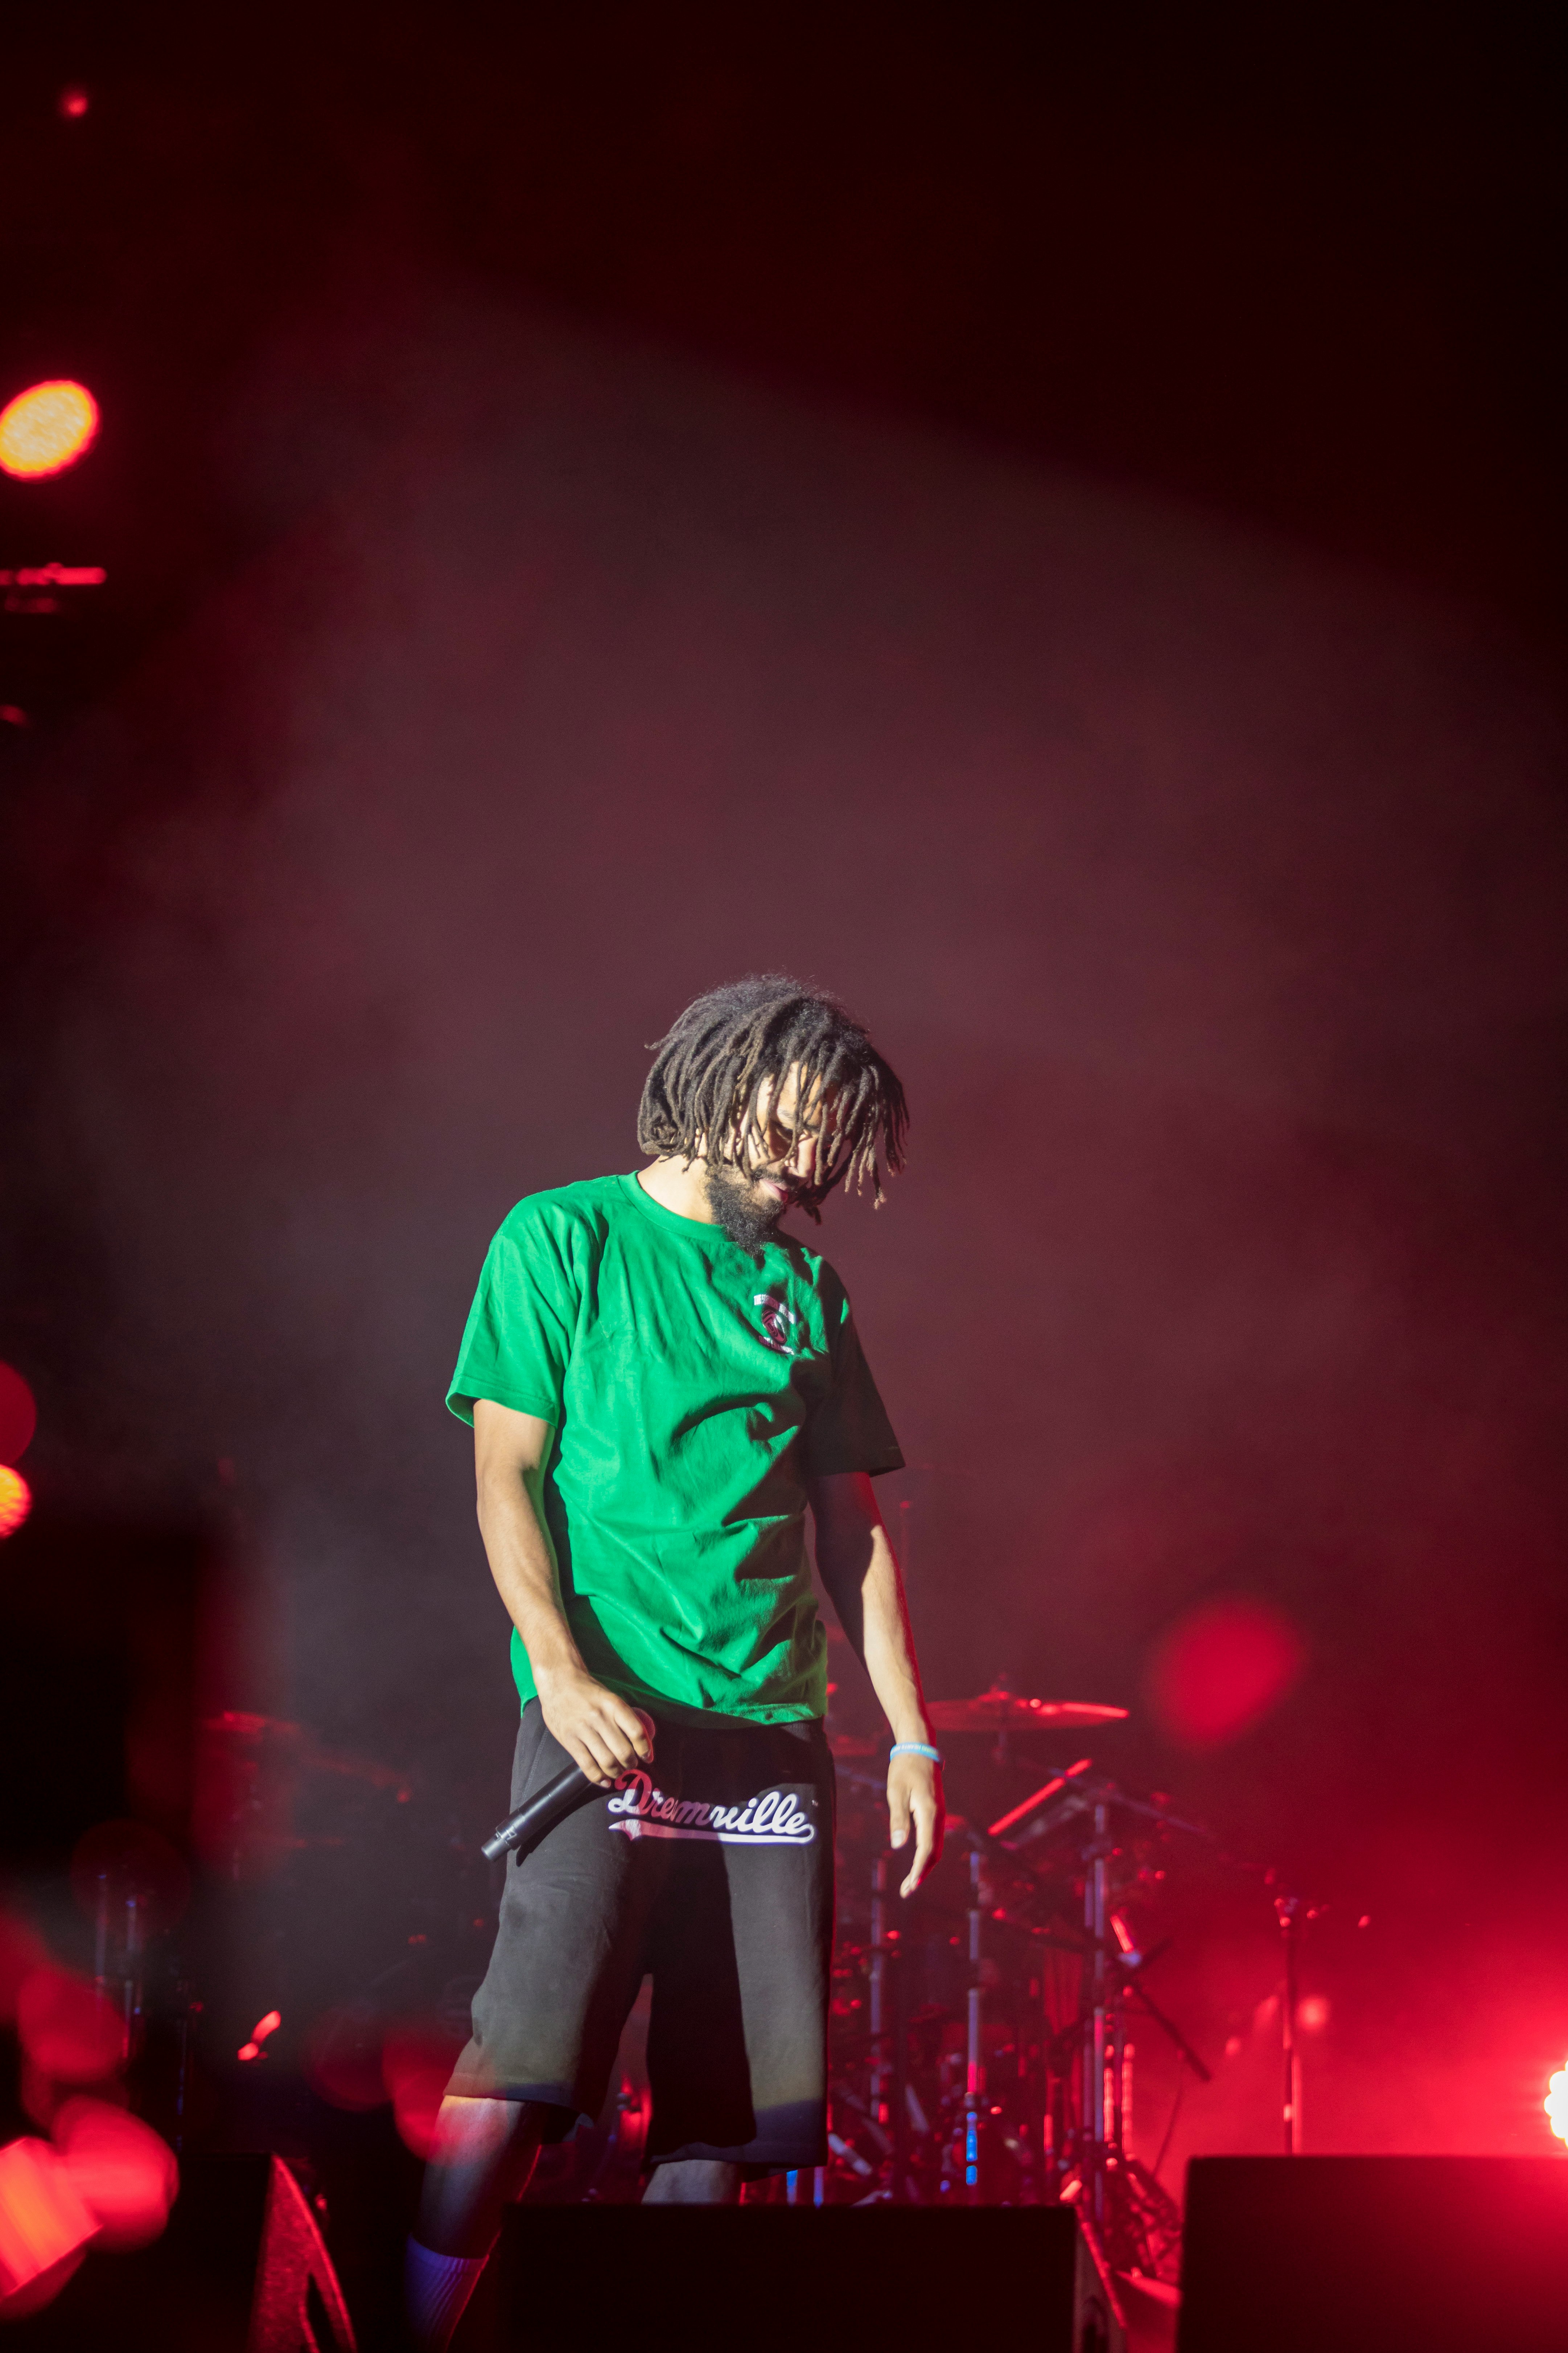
[536, 1663, 655, 1787]
[888, 1750, 944, 1898]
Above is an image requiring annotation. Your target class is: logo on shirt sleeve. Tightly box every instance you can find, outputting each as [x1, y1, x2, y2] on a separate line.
[753, 1293, 803, 1357]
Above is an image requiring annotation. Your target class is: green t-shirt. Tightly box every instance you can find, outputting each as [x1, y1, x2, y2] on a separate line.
[447, 1172, 903, 1724]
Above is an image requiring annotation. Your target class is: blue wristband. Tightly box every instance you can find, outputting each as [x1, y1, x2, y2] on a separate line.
[889, 1741, 943, 1764]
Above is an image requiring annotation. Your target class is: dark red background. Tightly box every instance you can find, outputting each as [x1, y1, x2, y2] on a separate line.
[0, 3, 1564, 2176]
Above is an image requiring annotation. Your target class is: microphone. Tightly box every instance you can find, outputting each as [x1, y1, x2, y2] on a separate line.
[481, 1762, 604, 1863]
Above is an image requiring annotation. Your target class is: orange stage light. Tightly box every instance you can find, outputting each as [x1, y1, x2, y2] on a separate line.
[0, 382, 99, 480]
[0, 2137, 99, 2315]
[0, 1468, 30, 1540]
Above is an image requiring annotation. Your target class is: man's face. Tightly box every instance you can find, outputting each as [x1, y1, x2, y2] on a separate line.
[704, 1065, 839, 1249]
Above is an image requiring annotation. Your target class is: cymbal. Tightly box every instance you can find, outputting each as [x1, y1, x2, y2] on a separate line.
[200, 1711, 303, 1739]
[926, 1688, 1129, 1734]
[827, 1733, 883, 1759]
[200, 1712, 408, 1794]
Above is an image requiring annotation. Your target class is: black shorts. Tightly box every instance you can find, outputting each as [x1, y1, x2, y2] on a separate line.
[448, 1701, 836, 2169]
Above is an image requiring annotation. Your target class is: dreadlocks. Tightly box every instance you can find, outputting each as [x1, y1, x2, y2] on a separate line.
[637, 975, 908, 1217]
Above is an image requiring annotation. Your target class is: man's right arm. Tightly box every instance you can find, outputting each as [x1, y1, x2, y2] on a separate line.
[473, 1398, 654, 1785]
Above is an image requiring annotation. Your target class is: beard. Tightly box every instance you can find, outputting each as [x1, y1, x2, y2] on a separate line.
[704, 1162, 792, 1252]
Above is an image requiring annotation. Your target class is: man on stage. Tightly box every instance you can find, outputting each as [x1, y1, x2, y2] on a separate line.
[407, 974, 944, 2348]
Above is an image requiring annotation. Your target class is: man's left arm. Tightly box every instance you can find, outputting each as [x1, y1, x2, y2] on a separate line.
[809, 1471, 944, 1898]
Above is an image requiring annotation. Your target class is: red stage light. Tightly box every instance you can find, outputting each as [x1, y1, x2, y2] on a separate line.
[0, 565, 106, 589]
[0, 383, 99, 480]
[15, 1972, 126, 2086]
[236, 2009, 282, 2062]
[51, 2100, 176, 2251]
[0, 1918, 48, 2025]
[0, 1366, 34, 1466]
[0, 1468, 31, 1540]
[1545, 2064, 1568, 2145]
[1144, 1596, 1306, 1748]
[58, 90, 89, 119]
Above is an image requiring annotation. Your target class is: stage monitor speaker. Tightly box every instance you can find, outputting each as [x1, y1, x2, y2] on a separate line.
[4, 2152, 355, 2352]
[1177, 2155, 1568, 2353]
[469, 2206, 1125, 2353]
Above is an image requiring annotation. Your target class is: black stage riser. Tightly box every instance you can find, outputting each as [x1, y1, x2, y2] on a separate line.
[466, 2208, 1123, 2353]
[1178, 2156, 1568, 2353]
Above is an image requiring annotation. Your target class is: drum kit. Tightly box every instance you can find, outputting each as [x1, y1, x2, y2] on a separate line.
[90, 1688, 1303, 2271]
[820, 1684, 1226, 2282]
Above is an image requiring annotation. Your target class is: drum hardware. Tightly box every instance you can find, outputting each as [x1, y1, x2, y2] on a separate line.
[199, 1714, 413, 1796]
[987, 1758, 1095, 1839]
[1271, 1889, 1327, 2157]
[828, 1718, 1226, 2275]
[963, 1845, 984, 2201]
[92, 1876, 147, 2053]
[184, 1691, 1315, 2250]
[927, 1689, 1130, 1736]
[990, 1765, 1211, 2270]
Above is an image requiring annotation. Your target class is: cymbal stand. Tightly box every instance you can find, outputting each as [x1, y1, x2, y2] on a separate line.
[965, 1846, 984, 2200]
[1081, 1798, 1111, 2237]
[865, 1851, 914, 2200]
[996, 1769, 1205, 2272]
[92, 1872, 147, 2060]
[869, 1852, 888, 2137]
[1276, 1893, 1302, 2154]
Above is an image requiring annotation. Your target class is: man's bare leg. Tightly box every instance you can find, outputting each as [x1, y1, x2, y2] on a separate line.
[641, 2159, 741, 2203]
[407, 2097, 548, 2350]
[417, 2095, 547, 2252]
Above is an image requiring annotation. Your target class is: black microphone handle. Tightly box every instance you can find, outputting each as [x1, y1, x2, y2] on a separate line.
[481, 1761, 601, 1863]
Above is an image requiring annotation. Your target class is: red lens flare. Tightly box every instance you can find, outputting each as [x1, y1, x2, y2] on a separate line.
[1144, 1596, 1306, 1748]
[236, 2009, 282, 2062]
[58, 89, 89, 119]
[383, 2024, 465, 2159]
[0, 1468, 31, 1539]
[0, 2138, 99, 2316]
[51, 2100, 176, 2251]
[0, 1918, 48, 2024]
[15, 1972, 127, 2086]
[0, 1365, 36, 1465]
[0, 382, 99, 480]
[305, 2005, 389, 2112]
